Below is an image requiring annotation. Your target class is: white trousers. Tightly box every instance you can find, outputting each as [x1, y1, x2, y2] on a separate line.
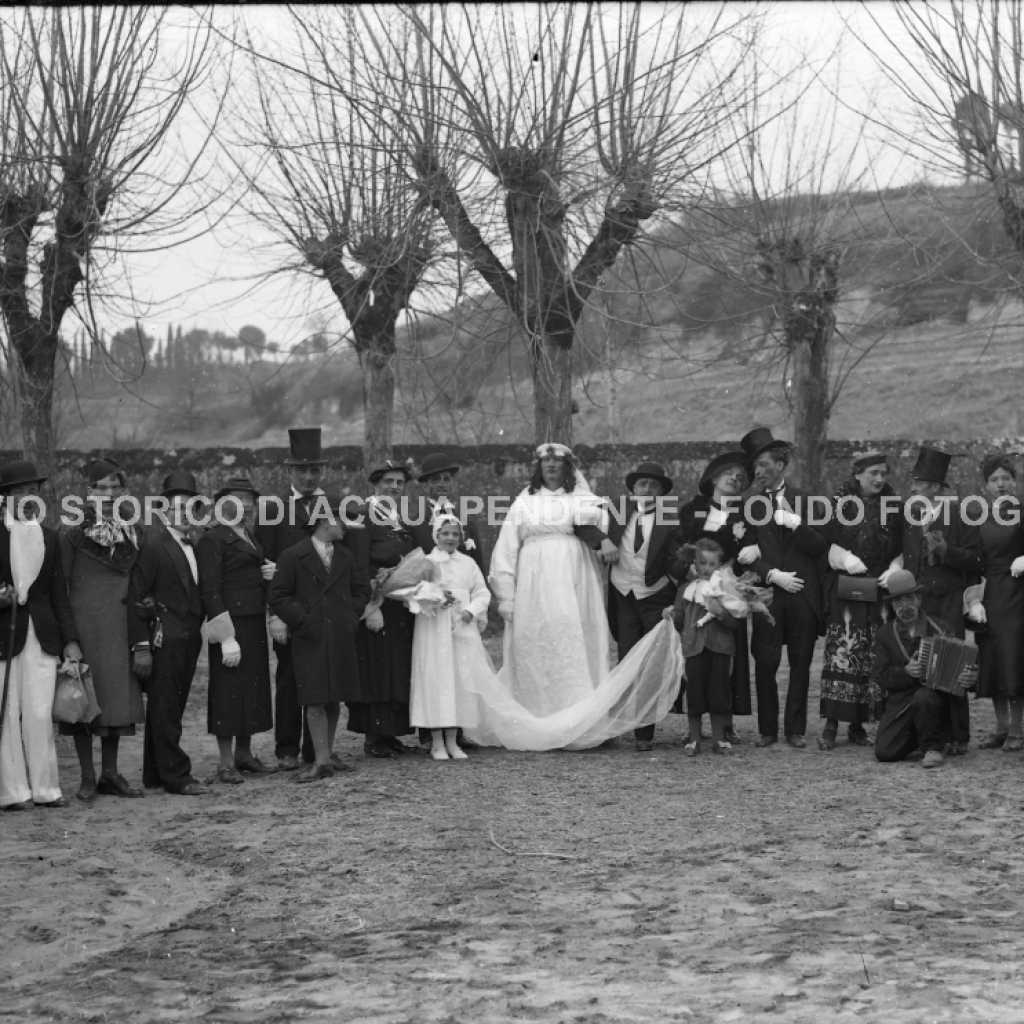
[0, 619, 60, 807]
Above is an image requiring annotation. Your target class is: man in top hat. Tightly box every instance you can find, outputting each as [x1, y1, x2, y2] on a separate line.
[738, 428, 828, 749]
[406, 452, 486, 574]
[134, 471, 210, 795]
[872, 569, 978, 767]
[606, 461, 680, 751]
[879, 444, 982, 755]
[255, 427, 331, 770]
[0, 459, 82, 810]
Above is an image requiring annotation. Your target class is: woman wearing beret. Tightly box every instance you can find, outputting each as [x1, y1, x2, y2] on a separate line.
[666, 450, 753, 740]
[59, 458, 149, 801]
[966, 454, 1024, 751]
[817, 451, 902, 750]
[347, 460, 419, 759]
[196, 475, 276, 783]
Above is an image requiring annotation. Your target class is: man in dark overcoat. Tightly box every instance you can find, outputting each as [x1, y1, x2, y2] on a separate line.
[606, 461, 680, 751]
[135, 470, 210, 796]
[739, 429, 828, 749]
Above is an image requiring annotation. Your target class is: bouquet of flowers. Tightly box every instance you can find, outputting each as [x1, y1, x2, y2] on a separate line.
[701, 566, 775, 626]
[361, 548, 436, 627]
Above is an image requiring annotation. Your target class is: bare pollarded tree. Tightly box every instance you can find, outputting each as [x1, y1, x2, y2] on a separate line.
[0, 8, 220, 475]
[230, 7, 440, 467]
[357, 3, 758, 445]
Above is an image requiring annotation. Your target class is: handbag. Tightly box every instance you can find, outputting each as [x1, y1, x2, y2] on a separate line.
[52, 661, 101, 725]
[837, 575, 879, 603]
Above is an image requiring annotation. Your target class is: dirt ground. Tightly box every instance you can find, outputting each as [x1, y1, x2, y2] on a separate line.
[2, 640, 1024, 1024]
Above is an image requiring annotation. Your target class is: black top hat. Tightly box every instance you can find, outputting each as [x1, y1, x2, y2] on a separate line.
[625, 461, 673, 494]
[88, 457, 124, 485]
[911, 445, 952, 484]
[699, 451, 747, 497]
[740, 428, 790, 469]
[368, 459, 411, 485]
[214, 474, 260, 501]
[0, 459, 47, 493]
[284, 427, 326, 466]
[161, 469, 202, 498]
[417, 452, 461, 482]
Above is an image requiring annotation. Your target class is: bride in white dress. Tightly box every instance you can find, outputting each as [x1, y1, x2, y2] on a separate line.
[460, 443, 682, 750]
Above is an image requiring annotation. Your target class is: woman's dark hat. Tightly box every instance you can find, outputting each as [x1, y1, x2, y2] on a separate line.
[981, 452, 1016, 481]
[852, 450, 888, 473]
[740, 428, 790, 470]
[911, 445, 951, 484]
[417, 452, 460, 482]
[284, 428, 326, 466]
[214, 474, 260, 501]
[0, 459, 47, 492]
[698, 451, 747, 497]
[88, 457, 123, 485]
[368, 459, 411, 485]
[161, 470, 202, 498]
[882, 569, 928, 601]
[625, 461, 672, 494]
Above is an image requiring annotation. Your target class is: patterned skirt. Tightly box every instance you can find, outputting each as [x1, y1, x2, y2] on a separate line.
[820, 601, 885, 724]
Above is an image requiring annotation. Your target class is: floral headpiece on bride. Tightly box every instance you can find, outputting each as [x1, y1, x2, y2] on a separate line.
[535, 442, 573, 459]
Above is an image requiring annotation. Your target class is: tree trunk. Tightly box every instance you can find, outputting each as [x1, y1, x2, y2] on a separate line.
[530, 330, 574, 446]
[787, 291, 833, 494]
[18, 370, 55, 473]
[360, 345, 395, 468]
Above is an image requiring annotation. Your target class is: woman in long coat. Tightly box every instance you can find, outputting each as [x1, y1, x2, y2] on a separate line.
[817, 451, 903, 750]
[268, 499, 369, 781]
[347, 460, 418, 758]
[59, 458, 149, 801]
[196, 475, 276, 783]
[968, 454, 1024, 750]
[666, 450, 753, 741]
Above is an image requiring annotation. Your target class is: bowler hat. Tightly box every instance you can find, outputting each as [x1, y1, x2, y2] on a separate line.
[284, 427, 326, 466]
[698, 451, 747, 497]
[625, 461, 673, 494]
[0, 459, 47, 492]
[739, 428, 790, 470]
[911, 445, 951, 484]
[214, 474, 260, 501]
[417, 452, 461, 482]
[88, 457, 124, 485]
[368, 459, 411, 485]
[882, 569, 928, 601]
[161, 469, 201, 498]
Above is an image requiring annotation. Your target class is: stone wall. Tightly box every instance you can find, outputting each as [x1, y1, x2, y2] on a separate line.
[15, 439, 1024, 549]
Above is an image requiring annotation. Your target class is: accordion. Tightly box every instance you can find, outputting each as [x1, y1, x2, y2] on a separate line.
[918, 635, 977, 697]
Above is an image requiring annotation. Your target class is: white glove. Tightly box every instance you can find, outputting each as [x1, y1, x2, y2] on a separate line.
[268, 615, 289, 645]
[844, 552, 868, 575]
[261, 560, 277, 581]
[767, 569, 805, 593]
[878, 558, 903, 588]
[1012, 556, 1024, 578]
[365, 607, 385, 632]
[498, 601, 514, 623]
[773, 508, 801, 530]
[737, 544, 761, 566]
[221, 638, 242, 668]
[968, 602, 987, 625]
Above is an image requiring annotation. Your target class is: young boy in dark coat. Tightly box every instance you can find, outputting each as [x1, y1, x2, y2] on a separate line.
[268, 498, 370, 783]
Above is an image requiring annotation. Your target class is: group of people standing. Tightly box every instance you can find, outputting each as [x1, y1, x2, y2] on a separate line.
[0, 426, 1016, 810]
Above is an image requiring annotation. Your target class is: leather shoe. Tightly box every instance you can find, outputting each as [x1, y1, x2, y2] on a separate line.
[217, 766, 245, 785]
[979, 732, 1008, 749]
[76, 778, 97, 802]
[36, 796, 70, 808]
[97, 774, 144, 798]
[459, 736, 481, 751]
[3, 799, 34, 811]
[172, 782, 211, 796]
[295, 763, 336, 784]
[723, 725, 742, 744]
[755, 735, 777, 748]
[786, 735, 807, 749]
[847, 726, 870, 747]
[384, 737, 415, 755]
[945, 741, 969, 757]
[234, 757, 279, 775]
[277, 755, 302, 771]
[1003, 736, 1024, 752]
[818, 731, 837, 752]
[329, 753, 355, 773]
[364, 739, 396, 758]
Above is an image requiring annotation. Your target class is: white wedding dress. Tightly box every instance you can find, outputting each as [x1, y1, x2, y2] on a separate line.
[457, 481, 683, 751]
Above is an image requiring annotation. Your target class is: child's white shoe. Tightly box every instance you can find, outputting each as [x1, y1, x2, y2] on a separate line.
[446, 744, 468, 760]
[431, 747, 450, 761]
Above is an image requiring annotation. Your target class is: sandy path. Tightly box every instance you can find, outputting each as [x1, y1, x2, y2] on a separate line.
[2, 650, 1023, 1024]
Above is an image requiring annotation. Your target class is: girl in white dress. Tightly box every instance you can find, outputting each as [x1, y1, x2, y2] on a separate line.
[407, 515, 491, 760]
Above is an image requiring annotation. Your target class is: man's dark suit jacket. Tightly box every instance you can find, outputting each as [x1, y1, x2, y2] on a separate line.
[605, 495, 682, 589]
[133, 523, 203, 641]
